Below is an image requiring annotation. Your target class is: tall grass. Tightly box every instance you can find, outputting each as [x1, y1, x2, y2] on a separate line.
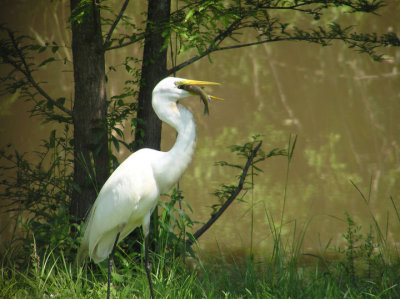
[2, 217, 398, 299]
[2, 217, 400, 297]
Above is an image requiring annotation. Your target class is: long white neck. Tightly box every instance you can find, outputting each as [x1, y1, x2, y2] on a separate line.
[152, 100, 196, 193]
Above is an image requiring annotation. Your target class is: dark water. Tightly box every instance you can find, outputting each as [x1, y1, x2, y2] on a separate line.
[1, 1, 399, 257]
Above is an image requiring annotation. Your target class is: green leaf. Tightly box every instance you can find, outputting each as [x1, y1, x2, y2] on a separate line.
[184, 9, 195, 23]
[112, 136, 120, 152]
[46, 100, 54, 111]
[113, 127, 123, 138]
[49, 130, 56, 148]
[56, 97, 66, 106]
[38, 46, 47, 53]
[51, 46, 59, 53]
[39, 57, 56, 67]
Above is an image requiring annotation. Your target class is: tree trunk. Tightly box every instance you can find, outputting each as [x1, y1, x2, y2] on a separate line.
[134, 0, 171, 151]
[129, 0, 170, 248]
[70, 0, 109, 219]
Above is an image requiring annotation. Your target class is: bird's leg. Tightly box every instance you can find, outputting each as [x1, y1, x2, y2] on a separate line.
[107, 232, 120, 299]
[145, 232, 155, 299]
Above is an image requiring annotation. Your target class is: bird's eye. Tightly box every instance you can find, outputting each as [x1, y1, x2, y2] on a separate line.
[177, 85, 184, 90]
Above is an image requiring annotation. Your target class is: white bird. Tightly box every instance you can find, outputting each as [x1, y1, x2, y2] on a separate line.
[76, 77, 221, 299]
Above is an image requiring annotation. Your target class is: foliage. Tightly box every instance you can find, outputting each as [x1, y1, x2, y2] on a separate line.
[106, 55, 143, 163]
[0, 125, 78, 262]
[0, 131, 278, 265]
[157, 188, 197, 257]
[97, 0, 400, 72]
[107, 92, 138, 169]
[335, 213, 382, 283]
[212, 135, 286, 214]
[164, 0, 400, 75]
[0, 26, 71, 124]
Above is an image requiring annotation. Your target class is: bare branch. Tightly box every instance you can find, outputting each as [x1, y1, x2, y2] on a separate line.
[186, 141, 263, 248]
[103, 0, 130, 48]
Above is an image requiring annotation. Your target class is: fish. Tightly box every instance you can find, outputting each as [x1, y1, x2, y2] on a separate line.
[179, 84, 223, 115]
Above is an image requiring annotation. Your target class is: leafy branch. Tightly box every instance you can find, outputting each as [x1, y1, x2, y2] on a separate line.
[167, 0, 398, 75]
[186, 137, 287, 248]
[0, 26, 72, 118]
[102, 0, 397, 69]
[0, 134, 76, 259]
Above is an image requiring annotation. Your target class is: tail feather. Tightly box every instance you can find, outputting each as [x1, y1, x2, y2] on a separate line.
[76, 209, 93, 266]
[76, 200, 97, 266]
[76, 240, 89, 266]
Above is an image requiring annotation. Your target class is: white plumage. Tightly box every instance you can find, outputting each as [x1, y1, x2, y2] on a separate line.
[76, 77, 221, 299]
[77, 77, 214, 263]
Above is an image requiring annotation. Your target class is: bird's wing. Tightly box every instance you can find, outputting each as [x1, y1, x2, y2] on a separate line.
[77, 149, 162, 264]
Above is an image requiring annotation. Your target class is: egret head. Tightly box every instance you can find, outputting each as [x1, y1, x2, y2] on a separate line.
[152, 77, 222, 115]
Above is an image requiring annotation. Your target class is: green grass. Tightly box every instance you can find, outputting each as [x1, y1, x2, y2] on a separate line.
[1, 219, 399, 299]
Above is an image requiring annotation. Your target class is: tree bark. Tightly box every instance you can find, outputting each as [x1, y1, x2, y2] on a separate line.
[134, 0, 170, 151]
[70, 0, 109, 219]
[128, 0, 170, 248]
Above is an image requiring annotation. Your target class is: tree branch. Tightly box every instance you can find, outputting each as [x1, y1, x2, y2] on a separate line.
[103, 0, 130, 48]
[6, 29, 72, 116]
[186, 141, 263, 248]
[105, 33, 145, 51]
[104, 2, 205, 51]
[167, 14, 245, 76]
[168, 27, 400, 76]
[166, 38, 301, 75]
[166, 48, 213, 76]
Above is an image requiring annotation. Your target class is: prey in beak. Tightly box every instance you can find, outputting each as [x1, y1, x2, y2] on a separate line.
[176, 80, 223, 115]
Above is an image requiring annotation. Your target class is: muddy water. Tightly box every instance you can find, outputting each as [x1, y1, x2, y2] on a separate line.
[1, 1, 399, 257]
[169, 39, 400, 256]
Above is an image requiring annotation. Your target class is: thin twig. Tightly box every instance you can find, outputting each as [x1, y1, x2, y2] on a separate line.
[186, 141, 262, 248]
[103, 0, 130, 48]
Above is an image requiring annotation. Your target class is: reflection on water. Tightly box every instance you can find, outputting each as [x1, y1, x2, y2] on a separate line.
[1, 1, 399, 257]
[163, 11, 400, 256]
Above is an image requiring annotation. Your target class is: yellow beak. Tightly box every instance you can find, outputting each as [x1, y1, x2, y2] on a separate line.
[176, 79, 223, 115]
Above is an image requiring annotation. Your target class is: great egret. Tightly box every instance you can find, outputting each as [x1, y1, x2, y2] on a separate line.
[76, 77, 221, 299]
